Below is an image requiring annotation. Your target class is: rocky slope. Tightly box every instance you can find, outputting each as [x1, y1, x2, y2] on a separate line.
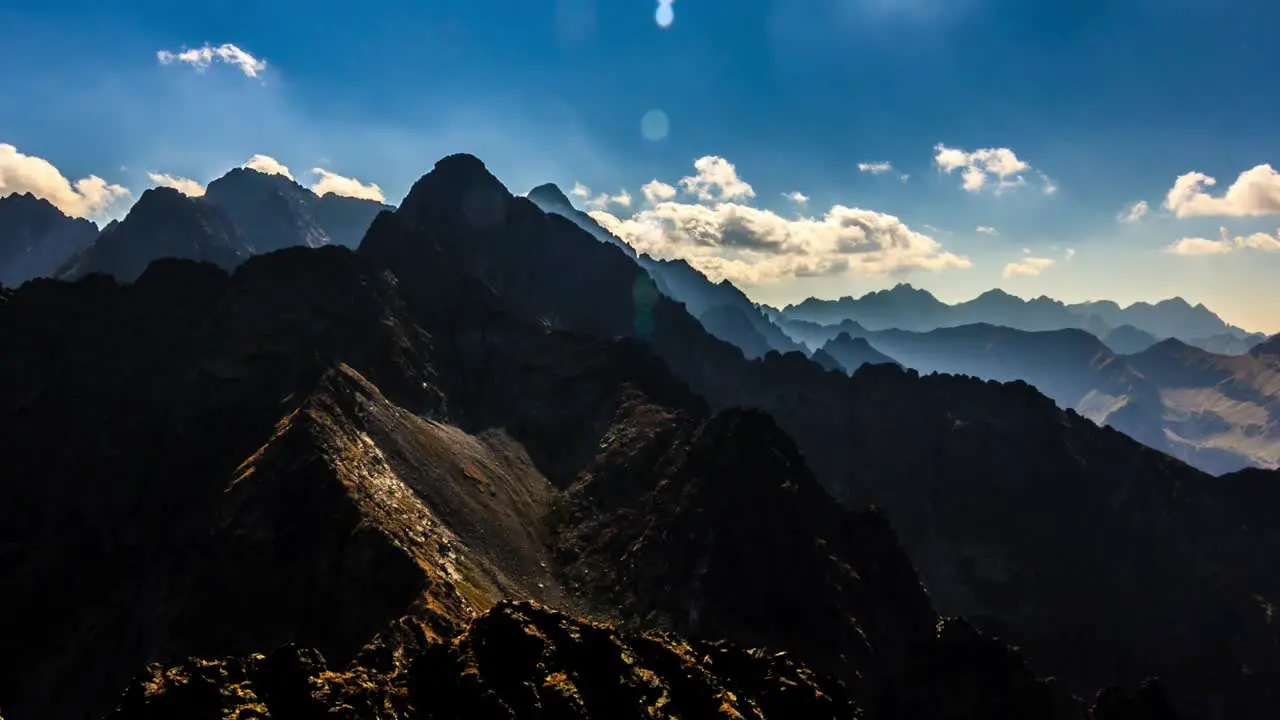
[363, 153, 1280, 718]
[0, 192, 99, 286]
[0, 232, 1169, 720]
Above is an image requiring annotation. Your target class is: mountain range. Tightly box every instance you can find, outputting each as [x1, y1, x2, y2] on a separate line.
[0, 167, 389, 286]
[2, 153, 1279, 719]
[772, 285, 1269, 354]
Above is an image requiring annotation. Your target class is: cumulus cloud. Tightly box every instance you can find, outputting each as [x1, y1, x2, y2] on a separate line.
[242, 154, 293, 180]
[1165, 226, 1280, 255]
[310, 168, 386, 202]
[590, 201, 969, 286]
[934, 143, 1050, 194]
[1164, 164, 1280, 218]
[783, 191, 809, 205]
[641, 179, 677, 205]
[157, 43, 267, 78]
[0, 143, 131, 218]
[975, 226, 998, 235]
[1119, 200, 1149, 223]
[146, 172, 206, 197]
[1002, 256, 1055, 279]
[571, 181, 631, 211]
[678, 156, 755, 202]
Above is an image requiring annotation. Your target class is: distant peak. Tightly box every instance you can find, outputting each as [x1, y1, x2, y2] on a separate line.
[527, 183, 574, 210]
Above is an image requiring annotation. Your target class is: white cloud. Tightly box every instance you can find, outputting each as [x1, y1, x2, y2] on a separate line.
[783, 190, 809, 205]
[146, 172, 206, 197]
[1164, 226, 1280, 255]
[591, 200, 969, 286]
[678, 156, 755, 202]
[1065, 248, 1076, 261]
[0, 143, 131, 218]
[859, 161, 909, 182]
[1119, 200, 1149, 223]
[571, 181, 632, 211]
[310, 168, 386, 202]
[934, 143, 1049, 194]
[242, 154, 294, 180]
[1164, 164, 1280, 218]
[641, 179, 677, 205]
[157, 43, 267, 78]
[1002, 256, 1055, 279]
[975, 225, 998, 235]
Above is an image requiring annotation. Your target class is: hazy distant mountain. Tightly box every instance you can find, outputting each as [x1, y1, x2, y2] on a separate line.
[787, 319, 1280, 474]
[0, 193, 99, 287]
[56, 187, 246, 282]
[820, 332, 899, 373]
[526, 182, 805, 358]
[780, 284, 1258, 349]
[1188, 331, 1271, 356]
[203, 168, 390, 252]
[1104, 324, 1161, 355]
[1070, 297, 1249, 341]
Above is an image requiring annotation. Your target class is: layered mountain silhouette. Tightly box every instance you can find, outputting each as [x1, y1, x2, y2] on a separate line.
[203, 167, 389, 253]
[778, 283, 1261, 352]
[56, 187, 248, 281]
[9, 168, 389, 284]
[527, 183, 804, 358]
[820, 332, 899, 372]
[2, 152, 1277, 720]
[0, 192, 98, 287]
[803, 321, 1279, 474]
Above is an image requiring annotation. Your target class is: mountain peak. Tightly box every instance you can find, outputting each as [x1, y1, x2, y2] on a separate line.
[526, 182, 573, 210]
[398, 153, 512, 230]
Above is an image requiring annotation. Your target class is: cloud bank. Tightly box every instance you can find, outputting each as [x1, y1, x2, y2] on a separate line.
[587, 156, 970, 287]
[0, 143, 131, 218]
[1166, 227, 1280, 256]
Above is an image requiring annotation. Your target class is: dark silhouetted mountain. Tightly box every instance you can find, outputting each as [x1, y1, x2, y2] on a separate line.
[312, 191, 392, 247]
[820, 332, 899, 372]
[55, 187, 246, 282]
[203, 167, 390, 252]
[351, 154, 1280, 718]
[527, 182, 804, 357]
[779, 287, 1255, 348]
[697, 303, 773, 358]
[1251, 334, 1280, 357]
[1104, 324, 1161, 354]
[0, 239, 1155, 719]
[0, 193, 98, 286]
[809, 346, 845, 372]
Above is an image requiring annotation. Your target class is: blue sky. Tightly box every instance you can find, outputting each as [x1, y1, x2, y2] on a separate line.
[2, 0, 1280, 331]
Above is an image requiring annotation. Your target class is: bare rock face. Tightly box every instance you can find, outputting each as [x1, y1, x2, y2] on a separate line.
[0, 192, 98, 286]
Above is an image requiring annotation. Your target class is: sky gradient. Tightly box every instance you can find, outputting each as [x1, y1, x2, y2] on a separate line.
[2, 0, 1279, 332]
